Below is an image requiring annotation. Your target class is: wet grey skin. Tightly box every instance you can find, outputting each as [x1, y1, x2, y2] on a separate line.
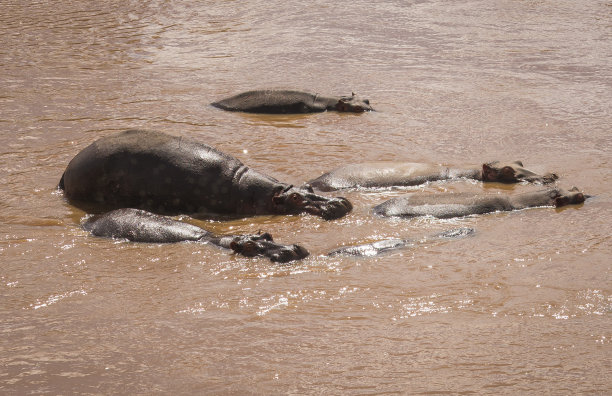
[59, 130, 352, 220]
[373, 187, 587, 220]
[211, 90, 374, 114]
[327, 227, 475, 257]
[306, 161, 559, 192]
[82, 208, 310, 263]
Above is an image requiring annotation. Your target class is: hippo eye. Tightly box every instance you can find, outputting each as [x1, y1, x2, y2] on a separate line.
[290, 193, 302, 202]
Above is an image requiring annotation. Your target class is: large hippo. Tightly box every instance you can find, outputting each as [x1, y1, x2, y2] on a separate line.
[83, 209, 309, 263]
[373, 187, 587, 219]
[211, 90, 373, 113]
[327, 227, 474, 257]
[306, 161, 559, 192]
[59, 130, 352, 220]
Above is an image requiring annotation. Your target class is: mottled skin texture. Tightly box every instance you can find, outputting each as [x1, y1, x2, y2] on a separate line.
[307, 161, 559, 192]
[211, 90, 373, 114]
[373, 187, 587, 219]
[82, 208, 310, 263]
[59, 130, 352, 220]
[327, 227, 474, 257]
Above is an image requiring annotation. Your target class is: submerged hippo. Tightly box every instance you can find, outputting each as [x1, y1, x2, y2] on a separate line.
[83, 208, 309, 263]
[211, 90, 373, 113]
[327, 227, 474, 257]
[59, 130, 352, 220]
[373, 187, 587, 219]
[307, 161, 559, 192]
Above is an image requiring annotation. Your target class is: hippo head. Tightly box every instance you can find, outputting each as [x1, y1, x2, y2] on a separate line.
[271, 185, 353, 220]
[553, 187, 587, 207]
[482, 161, 558, 184]
[334, 93, 374, 112]
[229, 233, 310, 263]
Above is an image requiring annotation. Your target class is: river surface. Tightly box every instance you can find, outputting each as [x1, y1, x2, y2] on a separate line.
[1, 1, 610, 394]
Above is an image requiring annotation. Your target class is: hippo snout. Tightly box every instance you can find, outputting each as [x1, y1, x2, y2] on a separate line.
[229, 235, 310, 263]
[272, 188, 353, 220]
[314, 197, 353, 220]
[269, 244, 310, 263]
[553, 187, 587, 207]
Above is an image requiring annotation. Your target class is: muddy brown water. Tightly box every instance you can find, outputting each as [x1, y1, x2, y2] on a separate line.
[1, 1, 610, 394]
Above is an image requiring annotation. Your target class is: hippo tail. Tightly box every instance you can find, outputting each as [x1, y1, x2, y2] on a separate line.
[58, 172, 65, 190]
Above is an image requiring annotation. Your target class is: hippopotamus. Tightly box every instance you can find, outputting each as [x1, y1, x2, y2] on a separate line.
[83, 208, 309, 263]
[306, 161, 559, 192]
[59, 130, 352, 220]
[211, 90, 374, 113]
[373, 187, 587, 219]
[327, 227, 474, 257]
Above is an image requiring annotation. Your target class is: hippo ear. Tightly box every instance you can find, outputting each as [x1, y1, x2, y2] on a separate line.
[481, 163, 496, 182]
[482, 162, 500, 174]
[272, 188, 287, 206]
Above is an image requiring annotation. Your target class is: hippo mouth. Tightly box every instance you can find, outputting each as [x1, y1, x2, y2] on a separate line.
[334, 93, 374, 113]
[482, 162, 559, 184]
[553, 187, 587, 207]
[303, 197, 353, 220]
[272, 186, 353, 220]
[229, 234, 310, 263]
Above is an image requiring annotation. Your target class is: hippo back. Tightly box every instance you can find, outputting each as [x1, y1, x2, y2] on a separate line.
[61, 130, 263, 215]
[211, 90, 324, 113]
[82, 208, 209, 243]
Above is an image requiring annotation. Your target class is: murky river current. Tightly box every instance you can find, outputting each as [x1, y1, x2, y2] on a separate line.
[1, 1, 610, 394]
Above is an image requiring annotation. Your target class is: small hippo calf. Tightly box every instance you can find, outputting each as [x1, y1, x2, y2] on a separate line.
[83, 208, 310, 263]
[211, 90, 373, 114]
[373, 187, 587, 220]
